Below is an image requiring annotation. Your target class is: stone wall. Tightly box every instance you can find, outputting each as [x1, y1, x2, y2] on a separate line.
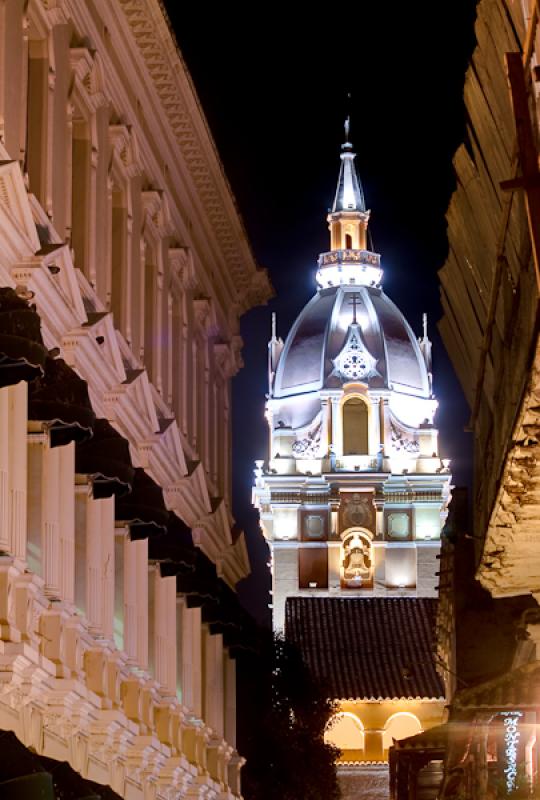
[338, 764, 390, 800]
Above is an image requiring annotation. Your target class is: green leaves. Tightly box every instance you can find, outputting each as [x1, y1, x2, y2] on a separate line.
[237, 630, 340, 800]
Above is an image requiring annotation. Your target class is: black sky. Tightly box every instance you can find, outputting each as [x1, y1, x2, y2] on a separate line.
[167, 3, 479, 624]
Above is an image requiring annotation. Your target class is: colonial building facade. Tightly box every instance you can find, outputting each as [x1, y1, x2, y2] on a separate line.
[405, 0, 540, 797]
[252, 128, 451, 795]
[0, 0, 271, 798]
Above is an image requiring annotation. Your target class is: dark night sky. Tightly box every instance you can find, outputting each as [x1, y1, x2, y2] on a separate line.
[167, 3, 478, 624]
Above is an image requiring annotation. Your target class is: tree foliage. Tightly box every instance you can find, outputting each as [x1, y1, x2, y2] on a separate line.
[236, 629, 340, 800]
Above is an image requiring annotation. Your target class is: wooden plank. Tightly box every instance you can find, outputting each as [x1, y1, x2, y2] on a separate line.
[501, 0, 527, 46]
[506, 51, 540, 291]
[450, 148, 500, 296]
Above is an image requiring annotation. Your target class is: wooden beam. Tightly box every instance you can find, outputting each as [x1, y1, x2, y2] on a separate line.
[505, 51, 540, 293]
[468, 3, 540, 426]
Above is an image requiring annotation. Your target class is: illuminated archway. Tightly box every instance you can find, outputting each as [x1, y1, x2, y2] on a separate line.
[382, 712, 422, 750]
[324, 712, 364, 751]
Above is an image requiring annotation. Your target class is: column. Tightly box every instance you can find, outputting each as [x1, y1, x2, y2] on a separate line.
[122, 535, 148, 667]
[28, 434, 72, 599]
[328, 541, 341, 589]
[330, 396, 342, 456]
[364, 729, 384, 761]
[101, 498, 115, 640]
[176, 595, 184, 702]
[10, 383, 28, 559]
[0, 387, 9, 550]
[42, 443, 61, 597]
[149, 568, 177, 694]
[0, 383, 27, 559]
[59, 442, 75, 604]
[182, 603, 202, 716]
[381, 397, 390, 454]
[76, 488, 115, 636]
[114, 526, 126, 652]
[320, 397, 330, 456]
[224, 652, 236, 748]
[26, 436, 74, 603]
[203, 627, 224, 736]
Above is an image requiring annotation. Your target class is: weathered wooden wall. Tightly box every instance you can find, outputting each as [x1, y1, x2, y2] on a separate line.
[438, 0, 537, 551]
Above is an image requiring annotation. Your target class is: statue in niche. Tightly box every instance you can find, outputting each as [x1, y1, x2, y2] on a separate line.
[342, 534, 371, 586]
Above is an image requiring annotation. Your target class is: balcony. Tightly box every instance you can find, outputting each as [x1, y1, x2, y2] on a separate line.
[316, 249, 383, 288]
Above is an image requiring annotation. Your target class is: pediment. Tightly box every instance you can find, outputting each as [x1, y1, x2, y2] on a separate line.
[220, 531, 251, 587]
[163, 461, 212, 528]
[139, 417, 188, 487]
[82, 312, 125, 380]
[0, 160, 41, 262]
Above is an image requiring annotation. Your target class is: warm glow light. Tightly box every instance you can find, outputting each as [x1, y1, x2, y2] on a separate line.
[500, 711, 524, 794]
[316, 263, 382, 289]
[273, 508, 298, 540]
[325, 712, 364, 751]
[382, 712, 422, 749]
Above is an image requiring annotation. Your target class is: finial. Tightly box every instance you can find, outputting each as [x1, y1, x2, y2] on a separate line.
[344, 116, 350, 143]
[422, 313, 428, 340]
[271, 311, 277, 341]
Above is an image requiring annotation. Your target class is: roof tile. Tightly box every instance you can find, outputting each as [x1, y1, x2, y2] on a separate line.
[285, 596, 444, 700]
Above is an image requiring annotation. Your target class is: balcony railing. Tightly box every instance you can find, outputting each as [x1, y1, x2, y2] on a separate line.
[318, 248, 381, 268]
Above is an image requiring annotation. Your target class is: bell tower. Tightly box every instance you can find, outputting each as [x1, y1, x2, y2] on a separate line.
[252, 128, 450, 774]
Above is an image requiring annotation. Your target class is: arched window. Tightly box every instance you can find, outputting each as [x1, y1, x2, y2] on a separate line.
[382, 712, 422, 750]
[345, 233, 353, 250]
[324, 713, 364, 751]
[343, 397, 368, 454]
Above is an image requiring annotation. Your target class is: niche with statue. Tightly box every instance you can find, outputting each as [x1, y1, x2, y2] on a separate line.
[340, 530, 373, 588]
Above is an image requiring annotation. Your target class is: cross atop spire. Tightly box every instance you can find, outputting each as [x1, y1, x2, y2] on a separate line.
[332, 118, 366, 213]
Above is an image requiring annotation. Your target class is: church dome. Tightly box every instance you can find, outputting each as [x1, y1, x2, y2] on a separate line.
[273, 284, 430, 400]
[266, 121, 435, 434]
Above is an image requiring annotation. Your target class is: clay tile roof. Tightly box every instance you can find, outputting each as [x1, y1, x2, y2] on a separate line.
[285, 596, 444, 701]
[453, 659, 540, 710]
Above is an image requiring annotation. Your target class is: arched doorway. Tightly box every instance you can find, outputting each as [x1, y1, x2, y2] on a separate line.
[382, 712, 423, 751]
[324, 712, 364, 752]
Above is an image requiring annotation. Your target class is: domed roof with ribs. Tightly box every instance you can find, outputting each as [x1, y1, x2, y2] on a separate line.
[272, 284, 430, 399]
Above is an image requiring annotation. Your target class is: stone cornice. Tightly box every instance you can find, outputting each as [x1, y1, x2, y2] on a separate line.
[114, 0, 272, 312]
[0, 152, 247, 581]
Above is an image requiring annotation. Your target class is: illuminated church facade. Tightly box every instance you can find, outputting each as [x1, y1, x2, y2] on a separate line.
[253, 127, 451, 779]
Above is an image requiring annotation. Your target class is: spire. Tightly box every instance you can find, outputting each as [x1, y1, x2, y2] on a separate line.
[332, 117, 366, 213]
[268, 312, 283, 393]
[318, 120, 380, 288]
[418, 313, 433, 395]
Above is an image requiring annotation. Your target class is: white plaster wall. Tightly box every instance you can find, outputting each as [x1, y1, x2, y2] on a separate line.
[416, 543, 441, 596]
[273, 545, 299, 631]
[385, 544, 417, 589]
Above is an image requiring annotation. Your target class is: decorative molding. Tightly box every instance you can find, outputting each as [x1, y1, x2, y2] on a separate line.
[116, 0, 272, 310]
[169, 246, 197, 292]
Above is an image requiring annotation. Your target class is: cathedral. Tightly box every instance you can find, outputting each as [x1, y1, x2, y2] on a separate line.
[253, 125, 452, 793]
